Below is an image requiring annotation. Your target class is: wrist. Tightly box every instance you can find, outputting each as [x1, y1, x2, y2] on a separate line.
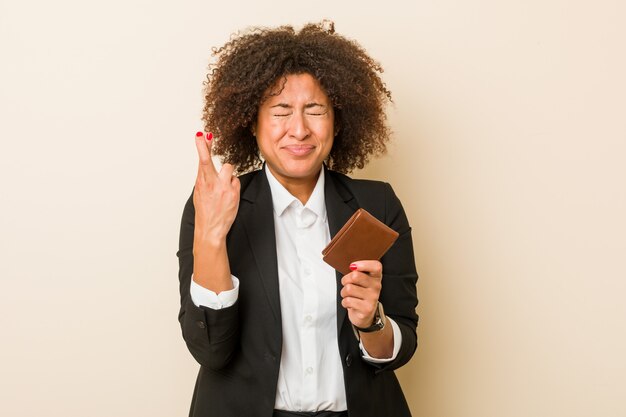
[193, 230, 227, 250]
[352, 302, 386, 341]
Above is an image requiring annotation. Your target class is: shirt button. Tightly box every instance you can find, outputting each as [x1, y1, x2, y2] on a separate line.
[196, 321, 206, 329]
[305, 367, 313, 374]
[305, 315, 313, 322]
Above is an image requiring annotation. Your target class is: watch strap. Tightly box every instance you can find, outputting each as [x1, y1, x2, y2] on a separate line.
[352, 302, 386, 340]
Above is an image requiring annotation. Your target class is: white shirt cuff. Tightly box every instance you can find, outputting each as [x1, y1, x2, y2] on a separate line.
[190, 275, 239, 309]
[360, 317, 402, 363]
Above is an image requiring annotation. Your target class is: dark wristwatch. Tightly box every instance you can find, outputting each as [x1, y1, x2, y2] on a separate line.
[352, 302, 386, 340]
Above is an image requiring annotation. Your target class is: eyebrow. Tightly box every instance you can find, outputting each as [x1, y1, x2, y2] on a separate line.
[269, 102, 327, 109]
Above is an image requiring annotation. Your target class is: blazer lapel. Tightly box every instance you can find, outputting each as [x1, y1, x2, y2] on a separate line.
[239, 170, 281, 323]
[324, 169, 359, 338]
[238, 168, 358, 333]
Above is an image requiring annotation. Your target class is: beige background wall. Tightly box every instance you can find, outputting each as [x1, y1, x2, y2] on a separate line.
[1, 0, 624, 416]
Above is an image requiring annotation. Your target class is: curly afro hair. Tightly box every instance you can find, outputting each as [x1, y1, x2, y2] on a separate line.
[202, 20, 393, 174]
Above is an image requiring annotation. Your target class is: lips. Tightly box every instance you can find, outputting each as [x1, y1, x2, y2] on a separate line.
[282, 145, 315, 156]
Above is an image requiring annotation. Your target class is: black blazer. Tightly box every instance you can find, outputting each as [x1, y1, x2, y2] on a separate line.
[177, 168, 419, 417]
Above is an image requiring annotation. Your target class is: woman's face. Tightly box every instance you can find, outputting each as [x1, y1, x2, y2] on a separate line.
[254, 73, 335, 189]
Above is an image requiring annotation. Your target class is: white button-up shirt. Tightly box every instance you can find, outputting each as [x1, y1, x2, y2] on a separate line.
[190, 167, 401, 412]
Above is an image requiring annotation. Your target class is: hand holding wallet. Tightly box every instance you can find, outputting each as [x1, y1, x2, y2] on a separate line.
[322, 208, 399, 275]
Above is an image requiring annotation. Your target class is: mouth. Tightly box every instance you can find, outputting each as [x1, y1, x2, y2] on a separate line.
[282, 145, 315, 156]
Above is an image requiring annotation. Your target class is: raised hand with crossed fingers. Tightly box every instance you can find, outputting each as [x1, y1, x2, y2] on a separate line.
[192, 131, 241, 294]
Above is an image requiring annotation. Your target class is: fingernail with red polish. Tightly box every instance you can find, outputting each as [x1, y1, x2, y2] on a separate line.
[206, 132, 213, 141]
[349, 263, 357, 271]
[196, 131, 204, 137]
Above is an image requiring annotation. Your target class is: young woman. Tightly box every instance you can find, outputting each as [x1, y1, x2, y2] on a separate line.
[177, 21, 419, 417]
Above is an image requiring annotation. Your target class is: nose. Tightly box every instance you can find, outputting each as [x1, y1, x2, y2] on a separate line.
[287, 112, 310, 140]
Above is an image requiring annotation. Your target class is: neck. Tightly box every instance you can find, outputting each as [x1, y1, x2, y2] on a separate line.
[268, 166, 322, 205]
[286, 182, 315, 205]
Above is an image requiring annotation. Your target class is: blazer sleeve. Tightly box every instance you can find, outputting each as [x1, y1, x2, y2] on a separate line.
[374, 182, 419, 373]
[176, 191, 240, 370]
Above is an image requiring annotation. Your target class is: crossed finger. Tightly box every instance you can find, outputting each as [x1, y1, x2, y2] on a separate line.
[195, 131, 218, 180]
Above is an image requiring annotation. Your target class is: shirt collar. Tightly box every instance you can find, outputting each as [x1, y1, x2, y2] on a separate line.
[264, 165, 327, 220]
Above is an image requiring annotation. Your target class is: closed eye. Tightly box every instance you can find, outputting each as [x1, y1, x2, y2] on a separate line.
[305, 103, 328, 116]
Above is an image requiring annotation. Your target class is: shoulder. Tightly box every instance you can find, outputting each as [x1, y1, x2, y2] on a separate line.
[236, 169, 267, 200]
[326, 169, 405, 226]
[326, 169, 391, 196]
[237, 169, 263, 188]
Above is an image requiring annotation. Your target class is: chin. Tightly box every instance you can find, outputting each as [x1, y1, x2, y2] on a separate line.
[277, 161, 323, 180]
[285, 159, 321, 171]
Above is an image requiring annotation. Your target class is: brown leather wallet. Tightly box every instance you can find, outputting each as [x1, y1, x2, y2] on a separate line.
[322, 208, 399, 275]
